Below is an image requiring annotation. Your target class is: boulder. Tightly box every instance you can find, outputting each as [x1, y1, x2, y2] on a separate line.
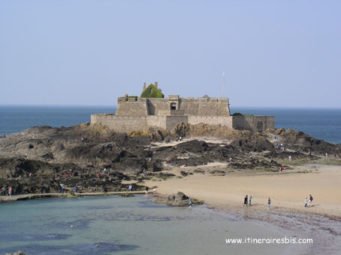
[167, 192, 190, 206]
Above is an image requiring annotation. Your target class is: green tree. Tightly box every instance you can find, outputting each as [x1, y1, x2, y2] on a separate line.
[141, 83, 164, 98]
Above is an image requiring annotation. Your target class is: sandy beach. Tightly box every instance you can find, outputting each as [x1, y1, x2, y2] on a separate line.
[146, 164, 341, 218]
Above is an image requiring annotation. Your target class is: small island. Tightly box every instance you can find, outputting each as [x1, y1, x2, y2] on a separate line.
[0, 84, 341, 220]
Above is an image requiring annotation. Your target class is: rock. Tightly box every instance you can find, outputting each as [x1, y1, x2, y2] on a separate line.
[268, 128, 341, 156]
[167, 192, 191, 207]
[152, 160, 163, 172]
[176, 140, 209, 153]
[180, 170, 188, 176]
[230, 136, 275, 152]
[210, 169, 226, 176]
[166, 192, 203, 206]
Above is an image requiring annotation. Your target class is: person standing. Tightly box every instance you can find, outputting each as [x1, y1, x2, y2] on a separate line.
[304, 197, 308, 207]
[309, 194, 313, 206]
[244, 195, 248, 206]
[249, 195, 253, 206]
[8, 186, 12, 196]
[268, 197, 271, 209]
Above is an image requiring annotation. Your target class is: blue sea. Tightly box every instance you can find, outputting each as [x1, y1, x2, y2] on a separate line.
[0, 106, 340, 144]
[0, 196, 319, 255]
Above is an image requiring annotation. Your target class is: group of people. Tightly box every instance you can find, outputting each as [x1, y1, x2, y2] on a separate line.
[243, 195, 272, 209]
[0, 185, 12, 196]
[243, 194, 314, 209]
[243, 195, 253, 206]
[304, 194, 314, 207]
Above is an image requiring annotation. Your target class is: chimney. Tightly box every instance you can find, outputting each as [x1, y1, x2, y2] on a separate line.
[143, 82, 147, 90]
[155, 81, 158, 88]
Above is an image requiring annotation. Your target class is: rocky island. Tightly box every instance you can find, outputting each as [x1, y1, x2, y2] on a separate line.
[1, 85, 340, 217]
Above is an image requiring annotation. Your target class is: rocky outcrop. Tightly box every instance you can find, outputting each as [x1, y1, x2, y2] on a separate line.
[166, 192, 202, 207]
[0, 124, 339, 196]
[267, 128, 341, 156]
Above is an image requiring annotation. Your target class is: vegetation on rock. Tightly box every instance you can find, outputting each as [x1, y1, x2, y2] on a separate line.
[141, 83, 164, 98]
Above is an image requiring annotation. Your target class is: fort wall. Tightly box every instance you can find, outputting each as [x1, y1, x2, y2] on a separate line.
[91, 114, 148, 132]
[146, 116, 167, 129]
[232, 116, 275, 132]
[188, 116, 233, 128]
[90, 95, 273, 134]
[115, 96, 230, 117]
[166, 116, 188, 130]
[180, 98, 230, 116]
[116, 101, 148, 116]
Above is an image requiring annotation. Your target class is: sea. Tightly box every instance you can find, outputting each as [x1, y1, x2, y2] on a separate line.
[0, 106, 341, 144]
[1, 106, 341, 255]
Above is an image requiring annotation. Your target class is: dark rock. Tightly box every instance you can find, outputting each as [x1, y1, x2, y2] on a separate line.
[176, 140, 209, 153]
[210, 170, 226, 176]
[166, 192, 203, 206]
[152, 160, 163, 172]
[230, 136, 275, 152]
[167, 192, 190, 207]
[180, 170, 188, 176]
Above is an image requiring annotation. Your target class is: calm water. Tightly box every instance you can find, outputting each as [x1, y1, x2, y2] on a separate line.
[232, 107, 341, 144]
[0, 196, 309, 255]
[0, 106, 341, 143]
[0, 106, 113, 135]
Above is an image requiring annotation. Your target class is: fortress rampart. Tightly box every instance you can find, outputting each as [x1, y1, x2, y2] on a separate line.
[90, 94, 274, 133]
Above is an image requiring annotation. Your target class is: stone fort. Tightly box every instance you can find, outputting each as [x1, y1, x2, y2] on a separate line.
[91, 86, 274, 133]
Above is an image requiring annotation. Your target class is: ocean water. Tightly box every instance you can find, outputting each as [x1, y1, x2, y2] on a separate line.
[0, 106, 113, 136]
[1, 106, 341, 144]
[0, 195, 310, 255]
[232, 107, 341, 144]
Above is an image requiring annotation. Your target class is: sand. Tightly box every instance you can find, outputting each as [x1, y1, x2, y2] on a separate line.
[146, 164, 341, 218]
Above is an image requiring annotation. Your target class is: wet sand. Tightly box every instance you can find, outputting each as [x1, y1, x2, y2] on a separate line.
[0, 190, 153, 202]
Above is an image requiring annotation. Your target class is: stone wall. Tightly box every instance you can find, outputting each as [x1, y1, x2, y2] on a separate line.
[116, 101, 148, 117]
[147, 99, 170, 115]
[166, 116, 188, 130]
[115, 97, 230, 117]
[188, 116, 233, 128]
[232, 116, 275, 132]
[91, 114, 148, 132]
[91, 95, 275, 134]
[180, 98, 230, 116]
[147, 116, 167, 129]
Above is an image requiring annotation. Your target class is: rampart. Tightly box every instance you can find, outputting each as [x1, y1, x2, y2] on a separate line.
[90, 94, 274, 134]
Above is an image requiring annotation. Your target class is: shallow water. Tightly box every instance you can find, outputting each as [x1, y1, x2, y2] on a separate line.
[0, 195, 316, 255]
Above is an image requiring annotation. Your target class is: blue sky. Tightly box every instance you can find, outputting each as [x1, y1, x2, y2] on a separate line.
[1, 0, 340, 107]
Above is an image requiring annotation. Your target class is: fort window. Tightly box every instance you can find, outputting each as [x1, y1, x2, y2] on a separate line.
[170, 102, 177, 110]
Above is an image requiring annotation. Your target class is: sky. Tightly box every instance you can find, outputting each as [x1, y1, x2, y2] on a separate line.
[0, 0, 340, 108]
